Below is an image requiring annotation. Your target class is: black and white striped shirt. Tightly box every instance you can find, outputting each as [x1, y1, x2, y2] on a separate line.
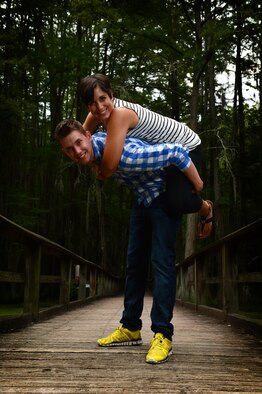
[113, 98, 201, 151]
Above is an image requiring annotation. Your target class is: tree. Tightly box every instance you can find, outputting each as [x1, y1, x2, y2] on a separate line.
[0, 0, 261, 287]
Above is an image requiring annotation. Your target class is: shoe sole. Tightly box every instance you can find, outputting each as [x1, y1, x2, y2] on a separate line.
[146, 349, 172, 364]
[98, 339, 143, 347]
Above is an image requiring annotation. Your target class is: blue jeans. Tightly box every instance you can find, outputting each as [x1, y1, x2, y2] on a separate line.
[120, 194, 181, 340]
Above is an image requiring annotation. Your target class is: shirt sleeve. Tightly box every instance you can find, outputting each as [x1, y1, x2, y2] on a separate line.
[118, 139, 191, 172]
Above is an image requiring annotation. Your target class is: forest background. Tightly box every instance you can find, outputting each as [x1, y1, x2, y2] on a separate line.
[0, 0, 261, 288]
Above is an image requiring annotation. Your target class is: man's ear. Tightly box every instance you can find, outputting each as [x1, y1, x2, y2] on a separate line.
[85, 130, 92, 139]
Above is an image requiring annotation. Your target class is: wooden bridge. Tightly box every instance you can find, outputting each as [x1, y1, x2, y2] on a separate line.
[0, 215, 262, 393]
[0, 295, 262, 393]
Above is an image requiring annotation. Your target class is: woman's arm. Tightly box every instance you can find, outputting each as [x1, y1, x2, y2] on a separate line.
[183, 162, 204, 193]
[100, 107, 139, 178]
[83, 112, 102, 134]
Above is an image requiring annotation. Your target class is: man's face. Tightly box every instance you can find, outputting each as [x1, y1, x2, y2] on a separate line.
[59, 130, 94, 165]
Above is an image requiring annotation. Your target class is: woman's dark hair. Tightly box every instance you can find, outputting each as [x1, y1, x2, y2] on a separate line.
[79, 73, 113, 106]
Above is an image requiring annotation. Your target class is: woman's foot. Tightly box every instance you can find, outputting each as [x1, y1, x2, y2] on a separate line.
[197, 200, 213, 239]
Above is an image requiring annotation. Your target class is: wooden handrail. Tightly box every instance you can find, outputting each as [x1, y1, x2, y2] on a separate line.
[176, 218, 262, 333]
[176, 218, 262, 269]
[0, 214, 123, 330]
[0, 214, 101, 267]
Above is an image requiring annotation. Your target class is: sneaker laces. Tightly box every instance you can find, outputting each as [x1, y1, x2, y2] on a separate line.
[151, 333, 165, 349]
[111, 325, 133, 341]
[112, 326, 124, 338]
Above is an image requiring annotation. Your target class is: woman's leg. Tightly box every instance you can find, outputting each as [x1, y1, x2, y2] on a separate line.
[165, 144, 203, 217]
[165, 144, 213, 238]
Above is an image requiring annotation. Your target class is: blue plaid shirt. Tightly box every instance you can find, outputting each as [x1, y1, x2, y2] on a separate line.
[92, 132, 191, 207]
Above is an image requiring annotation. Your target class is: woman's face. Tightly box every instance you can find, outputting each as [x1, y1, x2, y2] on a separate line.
[88, 86, 114, 124]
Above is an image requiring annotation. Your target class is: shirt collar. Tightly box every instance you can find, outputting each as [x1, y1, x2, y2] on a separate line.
[91, 133, 106, 165]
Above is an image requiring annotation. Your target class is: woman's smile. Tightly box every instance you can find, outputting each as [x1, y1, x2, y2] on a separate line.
[88, 86, 114, 123]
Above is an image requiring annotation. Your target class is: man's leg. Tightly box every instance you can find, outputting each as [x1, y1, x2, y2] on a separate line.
[120, 201, 151, 330]
[149, 195, 181, 338]
[146, 194, 181, 363]
[97, 201, 150, 347]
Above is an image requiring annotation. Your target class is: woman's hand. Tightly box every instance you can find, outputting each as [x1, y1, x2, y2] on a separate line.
[89, 162, 107, 180]
[94, 164, 107, 180]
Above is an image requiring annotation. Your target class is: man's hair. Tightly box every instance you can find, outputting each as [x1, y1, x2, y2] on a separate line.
[79, 73, 113, 106]
[54, 119, 85, 140]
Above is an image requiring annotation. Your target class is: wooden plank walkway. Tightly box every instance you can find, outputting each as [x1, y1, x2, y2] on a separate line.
[0, 295, 261, 393]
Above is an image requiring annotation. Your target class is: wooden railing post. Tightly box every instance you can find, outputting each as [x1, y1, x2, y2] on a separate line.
[194, 258, 198, 309]
[195, 256, 206, 311]
[222, 244, 239, 316]
[24, 243, 41, 321]
[59, 259, 72, 306]
[78, 264, 87, 300]
[90, 268, 97, 297]
[178, 266, 183, 301]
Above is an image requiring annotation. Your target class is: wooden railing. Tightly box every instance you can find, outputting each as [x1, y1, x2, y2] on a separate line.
[1, 214, 261, 335]
[176, 218, 262, 335]
[0, 214, 123, 331]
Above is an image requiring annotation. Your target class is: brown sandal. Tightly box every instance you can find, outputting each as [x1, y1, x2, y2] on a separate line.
[197, 200, 213, 239]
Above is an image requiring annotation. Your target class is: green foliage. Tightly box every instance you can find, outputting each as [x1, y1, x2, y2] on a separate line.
[0, 305, 23, 317]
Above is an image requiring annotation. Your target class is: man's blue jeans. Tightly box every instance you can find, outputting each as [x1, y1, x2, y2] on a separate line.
[120, 194, 181, 340]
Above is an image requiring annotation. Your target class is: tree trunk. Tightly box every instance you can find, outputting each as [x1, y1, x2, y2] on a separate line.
[233, 4, 246, 227]
[184, 1, 202, 258]
[258, 12, 262, 216]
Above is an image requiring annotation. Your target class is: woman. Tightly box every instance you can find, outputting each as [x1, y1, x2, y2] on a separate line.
[79, 73, 213, 238]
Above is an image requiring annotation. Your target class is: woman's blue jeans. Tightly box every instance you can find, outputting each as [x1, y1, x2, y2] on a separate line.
[120, 194, 181, 340]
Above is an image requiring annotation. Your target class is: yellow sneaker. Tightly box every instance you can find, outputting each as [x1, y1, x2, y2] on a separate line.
[97, 325, 143, 347]
[146, 333, 172, 364]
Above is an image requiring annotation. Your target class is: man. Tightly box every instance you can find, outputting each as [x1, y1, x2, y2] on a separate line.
[54, 119, 204, 364]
